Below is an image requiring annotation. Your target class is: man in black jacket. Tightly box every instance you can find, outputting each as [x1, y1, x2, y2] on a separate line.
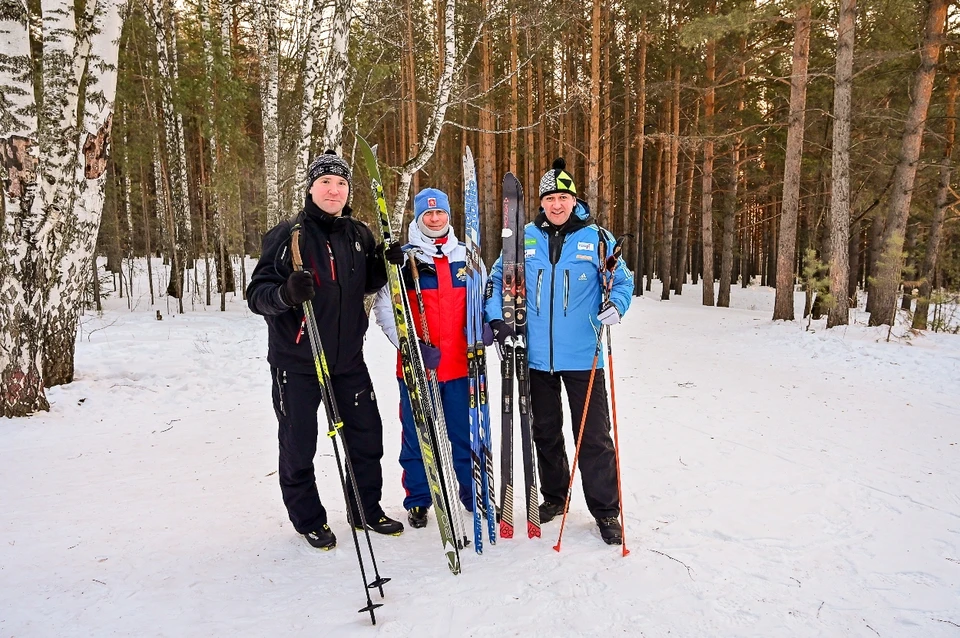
[247, 151, 405, 550]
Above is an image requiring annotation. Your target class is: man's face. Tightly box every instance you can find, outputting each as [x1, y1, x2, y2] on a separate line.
[421, 209, 449, 233]
[541, 192, 575, 226]
[309, 176, 349, 216]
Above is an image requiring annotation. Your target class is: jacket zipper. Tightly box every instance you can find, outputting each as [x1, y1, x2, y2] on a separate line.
[275, 369, 287, 416]
[563, 270, 570, 316]
[535, 270, 543, 315]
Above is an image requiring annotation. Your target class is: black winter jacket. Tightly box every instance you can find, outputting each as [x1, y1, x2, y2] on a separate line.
[247, 199, 388, 376]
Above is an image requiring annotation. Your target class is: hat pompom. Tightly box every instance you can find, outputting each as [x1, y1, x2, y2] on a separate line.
[552, 157, 566, 171]
[323, 149, 337, 155]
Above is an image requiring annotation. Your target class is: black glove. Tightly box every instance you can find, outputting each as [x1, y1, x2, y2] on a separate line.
[419, 341, 441, 370]
[382, 242, 405, 266]
[488, 319, 515, 348]
[281, 270, 315, 306]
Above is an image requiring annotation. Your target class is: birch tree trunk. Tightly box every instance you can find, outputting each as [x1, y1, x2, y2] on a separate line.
[43, 0, 126, 386]
[295, 0, 329, 194]
[257, 0, 281, 228]
[868, 0, 947, 327]
[826, 0, 856, 328]
[321, 0, 353, 151]
[149, 0, 191, 301]
[913, 72, 957, 330]
[0, 0, 47, 415]
[772, 3, 812, 321]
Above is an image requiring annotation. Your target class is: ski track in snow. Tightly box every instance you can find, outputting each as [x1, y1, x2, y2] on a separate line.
[2, 264, 959, 637]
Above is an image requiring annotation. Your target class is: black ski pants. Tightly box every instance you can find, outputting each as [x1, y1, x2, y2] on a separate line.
[529, 368, 620, 520]
[271, 363, 385, 534]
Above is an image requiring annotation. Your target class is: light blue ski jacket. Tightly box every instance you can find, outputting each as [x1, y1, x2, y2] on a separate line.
[484, 201, 633, 372]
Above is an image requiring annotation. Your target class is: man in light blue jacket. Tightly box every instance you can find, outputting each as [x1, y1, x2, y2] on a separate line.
[485, 158, 633, 545]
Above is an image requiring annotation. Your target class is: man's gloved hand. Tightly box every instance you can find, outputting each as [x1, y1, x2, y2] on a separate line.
[598, 300, 621, 326]
[382, 242, 405, 266]
[488, 319, 516, 348]
[281, 270, 315, 306]
[481, 323, 494, 347]
[419, 341, 441, 370]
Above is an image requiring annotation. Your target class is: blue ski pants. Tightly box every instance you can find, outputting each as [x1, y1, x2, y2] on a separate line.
[398, 376, 475, 511]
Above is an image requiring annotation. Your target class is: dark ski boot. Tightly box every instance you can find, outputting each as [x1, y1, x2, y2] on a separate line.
[355, 514, 405, 536]
[596, 517, 623, 545]
[538, 500, 566, 524]
[303, 524, 337, 550]
[407, 507, 429, 529]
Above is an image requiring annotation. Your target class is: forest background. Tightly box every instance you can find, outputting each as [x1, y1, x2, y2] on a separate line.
[2, 0, 960, 417]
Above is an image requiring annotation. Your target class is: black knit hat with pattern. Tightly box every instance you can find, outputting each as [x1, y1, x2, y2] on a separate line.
[306, 150, 352, 194]
[538, 157, 578, 199]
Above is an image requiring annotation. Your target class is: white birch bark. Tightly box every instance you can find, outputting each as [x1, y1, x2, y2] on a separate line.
[0, 0, 47, 415]
[295, 0, 330, 196]
[321, 0, 352, 152]
[257, 0, 281, 227]
[389, 0, 456, 228]
[43, 0, 126, 385]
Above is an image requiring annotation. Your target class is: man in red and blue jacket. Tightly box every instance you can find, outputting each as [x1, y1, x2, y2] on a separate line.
[373, 188, 485, 530]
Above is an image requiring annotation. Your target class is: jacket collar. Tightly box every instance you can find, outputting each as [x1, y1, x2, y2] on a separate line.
[534, 199, 593, 236]
[406, 218, 459, 258]
[303, 195, 353, 233]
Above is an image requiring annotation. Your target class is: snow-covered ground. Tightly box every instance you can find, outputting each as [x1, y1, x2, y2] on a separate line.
[2, 261, 959, 637]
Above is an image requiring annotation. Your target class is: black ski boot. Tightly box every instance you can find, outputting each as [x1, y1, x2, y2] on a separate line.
[407, 507, 429, 529]
[303, 524, 337, 550]
[596, 517, 623, 545]
[355, 514, 405, 536]
[538, 500, 565, 524]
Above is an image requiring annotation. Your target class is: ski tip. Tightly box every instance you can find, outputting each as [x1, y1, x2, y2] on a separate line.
[499, 522, 514, 539]
[527, 523, 541, 539]
[622, 548, 631, 557]
[502, 228, 514, 238]
[552, 543, 562, 552]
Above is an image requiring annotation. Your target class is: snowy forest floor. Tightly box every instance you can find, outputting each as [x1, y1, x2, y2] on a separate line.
[2, 260, 959, 637]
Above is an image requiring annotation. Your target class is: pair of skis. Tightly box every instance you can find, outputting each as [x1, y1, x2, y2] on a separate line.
[498, 173, 541, 540]
[463, 148, 498, 553]
[358, 137, 465, 574]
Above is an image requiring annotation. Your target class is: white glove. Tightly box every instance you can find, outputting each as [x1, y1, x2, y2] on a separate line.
[598, 300, 620, 326]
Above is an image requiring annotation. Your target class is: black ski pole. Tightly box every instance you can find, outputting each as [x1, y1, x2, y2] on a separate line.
[290, 227, 389, 623]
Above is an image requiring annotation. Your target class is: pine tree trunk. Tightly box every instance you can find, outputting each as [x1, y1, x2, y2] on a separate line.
[913, 72, 957, 330]
[868, 0, 947, 326]
[773, 3, 812, 321]
[717, 147, 738, 308]
[826, 0, 856, 328]
[479, 0, 496, 264]
[700, 12, 716, 306]
[660, 66, 680, 300]
[586, 0, 601, 214]
[632, 26, 648, 295]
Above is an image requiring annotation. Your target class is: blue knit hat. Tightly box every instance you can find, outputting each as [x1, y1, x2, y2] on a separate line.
[414, 188, 451, 220]
[413, 188, 452, 238]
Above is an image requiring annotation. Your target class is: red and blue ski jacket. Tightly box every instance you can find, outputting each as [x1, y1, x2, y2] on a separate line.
[373, 221, 486, 383]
